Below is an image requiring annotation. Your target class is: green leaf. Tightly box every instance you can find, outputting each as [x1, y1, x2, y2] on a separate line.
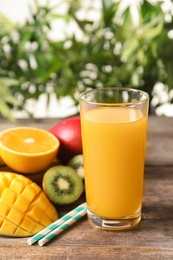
[121, 38, 139, 61]
[141, 15, 164, 39]
[0, 13, 14, 33]
[102, 0, 113, 11]
[0, 100, 15, 121]
[0, 77, 18, 86]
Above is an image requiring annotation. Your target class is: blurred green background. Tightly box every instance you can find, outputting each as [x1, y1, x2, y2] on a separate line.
[0, 0, 173, 120]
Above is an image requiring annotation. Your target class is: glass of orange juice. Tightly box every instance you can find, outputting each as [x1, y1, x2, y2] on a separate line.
[79, 88, 149, 230]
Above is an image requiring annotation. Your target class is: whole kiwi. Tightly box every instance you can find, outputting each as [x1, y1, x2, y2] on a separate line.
[67, 154, 84, 180]
[42, 165, 84, 205]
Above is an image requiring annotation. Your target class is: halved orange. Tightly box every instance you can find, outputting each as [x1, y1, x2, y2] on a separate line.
[0, 154, 5, 166]
[0, 127, 60, 174]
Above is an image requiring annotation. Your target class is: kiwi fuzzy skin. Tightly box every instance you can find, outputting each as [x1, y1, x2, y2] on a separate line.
[67, 154, 84, 179]
[42, 165, 84, 205]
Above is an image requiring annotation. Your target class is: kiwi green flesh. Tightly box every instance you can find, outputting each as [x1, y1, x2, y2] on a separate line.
[43, 166, 83, 205]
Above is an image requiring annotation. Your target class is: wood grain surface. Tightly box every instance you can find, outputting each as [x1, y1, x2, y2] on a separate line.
[0, 116, 173, 260]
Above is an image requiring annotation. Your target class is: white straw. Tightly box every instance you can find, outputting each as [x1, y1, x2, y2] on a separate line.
[38, 207, 87, 246]
[27, 202, 87, 246]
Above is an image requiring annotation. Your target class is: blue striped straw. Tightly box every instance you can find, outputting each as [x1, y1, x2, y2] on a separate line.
[38, 207, 87, 246]
[27, 202, 87, 246]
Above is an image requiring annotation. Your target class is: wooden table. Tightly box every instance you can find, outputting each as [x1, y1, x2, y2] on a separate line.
[0, 116, 173, 259]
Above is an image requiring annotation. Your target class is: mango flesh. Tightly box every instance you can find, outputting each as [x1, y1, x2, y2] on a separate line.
[0, 172, 58, 237]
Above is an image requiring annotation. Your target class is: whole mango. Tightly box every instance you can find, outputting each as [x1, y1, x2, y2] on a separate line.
[49, 116, 82, 164]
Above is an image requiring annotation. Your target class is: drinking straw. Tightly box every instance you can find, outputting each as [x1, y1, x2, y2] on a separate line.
[38, 207, 87, 246]
[27, 202, 87, 246]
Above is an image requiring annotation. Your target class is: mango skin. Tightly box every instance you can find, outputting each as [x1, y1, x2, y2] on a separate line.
[49, 116, 82, 164]
[0, 172, 58, 237]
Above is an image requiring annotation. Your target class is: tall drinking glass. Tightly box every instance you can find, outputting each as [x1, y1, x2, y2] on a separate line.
[79, 88, 149, 230]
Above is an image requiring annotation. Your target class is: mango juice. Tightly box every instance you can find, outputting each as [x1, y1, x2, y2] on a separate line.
[81, 106, 147, 219]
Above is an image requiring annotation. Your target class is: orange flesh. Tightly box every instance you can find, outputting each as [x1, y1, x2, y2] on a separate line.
[0, 128, 58, 154]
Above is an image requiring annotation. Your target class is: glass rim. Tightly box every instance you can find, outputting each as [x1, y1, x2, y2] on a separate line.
[79, 87, 149, 106]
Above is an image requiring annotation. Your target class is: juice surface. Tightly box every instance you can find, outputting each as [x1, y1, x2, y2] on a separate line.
[81, 106, 147, 218]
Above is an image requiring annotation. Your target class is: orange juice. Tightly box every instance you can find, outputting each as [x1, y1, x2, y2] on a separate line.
[81, 106, 147, 218]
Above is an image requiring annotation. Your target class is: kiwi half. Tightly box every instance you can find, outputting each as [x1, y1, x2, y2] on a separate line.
[67, 154, 84, 180]
[42, 165, 83, 205]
